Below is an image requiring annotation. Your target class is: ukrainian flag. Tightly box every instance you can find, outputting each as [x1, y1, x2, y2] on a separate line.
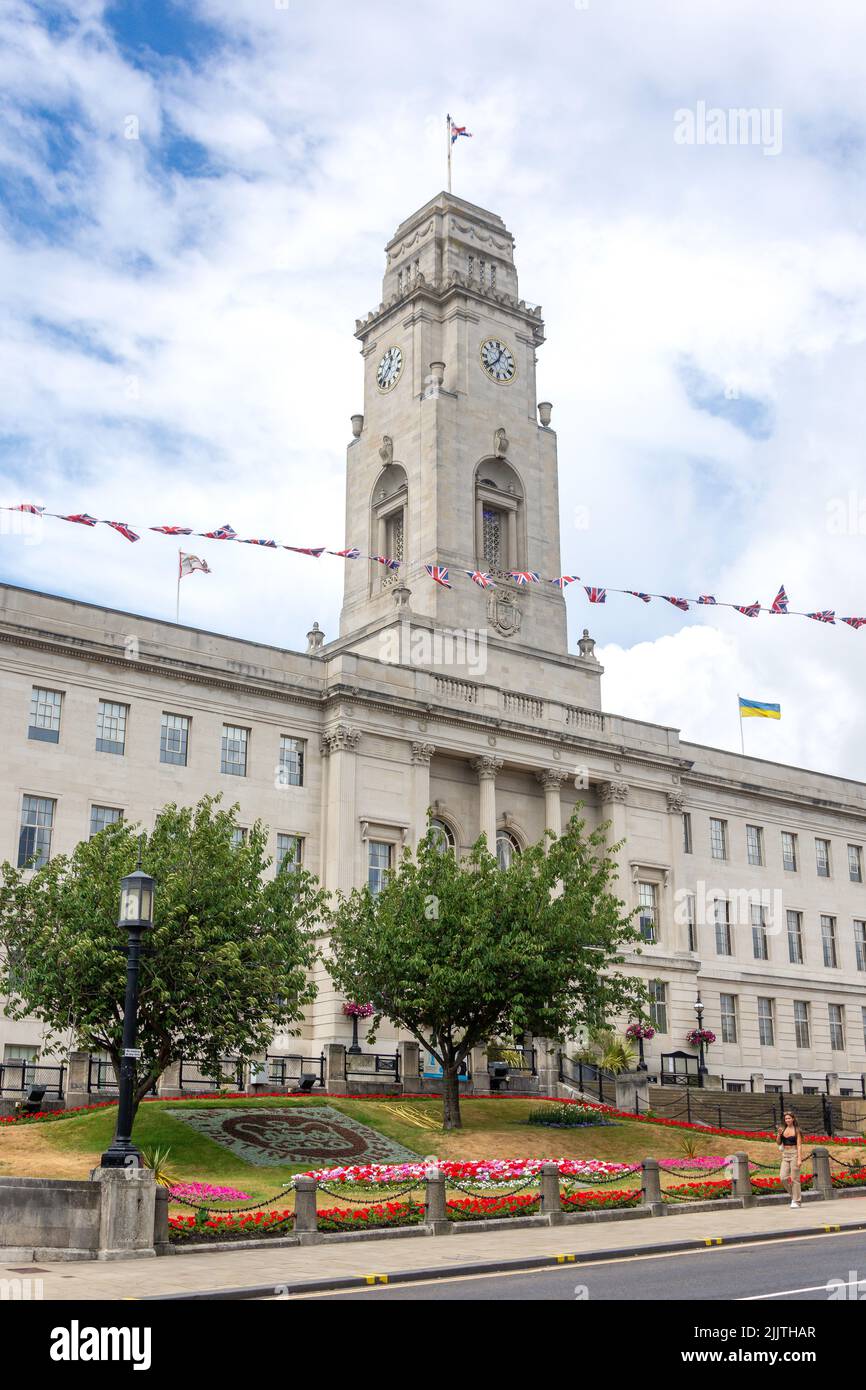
[738, 696, 781, 720]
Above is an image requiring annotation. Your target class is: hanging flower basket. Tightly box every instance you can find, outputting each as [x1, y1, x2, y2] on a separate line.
[686, 1027, 716, 1047]
[625, 1023, 655, 1041]
[342, 1001, 374, 1020]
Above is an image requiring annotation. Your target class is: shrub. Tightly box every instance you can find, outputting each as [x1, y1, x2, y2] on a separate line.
[526, 1103, 614, 1128]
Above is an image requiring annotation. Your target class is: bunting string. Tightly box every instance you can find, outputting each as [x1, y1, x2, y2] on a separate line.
[2, 505, 864, 631]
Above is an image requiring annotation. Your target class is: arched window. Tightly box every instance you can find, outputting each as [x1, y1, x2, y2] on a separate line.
[496, 829, 521, 870]
[429, 818, 455, 854]
[474, 459, 524, 575]
[371, 463, 407, 589]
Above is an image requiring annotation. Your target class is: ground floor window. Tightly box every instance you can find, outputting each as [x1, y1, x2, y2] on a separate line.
[367, 840, 392, 896]
[648, 979, 668, 1033]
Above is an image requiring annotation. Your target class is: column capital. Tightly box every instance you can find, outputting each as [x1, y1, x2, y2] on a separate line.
[410, 741, 436, 765]
[666, 789, 686, 814]
[536, 767, 571, 790]
[472, 755, 504, 781]
[598, 779, 629, 804]
[321, 722, 362, 756]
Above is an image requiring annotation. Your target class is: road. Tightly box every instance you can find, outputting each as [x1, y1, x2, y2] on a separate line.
[293, 1229, 866, 1301]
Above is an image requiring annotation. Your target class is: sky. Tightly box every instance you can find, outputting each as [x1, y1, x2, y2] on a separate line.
[1, 0, 865, 778]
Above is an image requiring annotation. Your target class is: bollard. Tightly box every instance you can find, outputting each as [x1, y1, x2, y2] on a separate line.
[811, 1146, 833, 1201]
[293, 1175, 318, 1234]
[540, 1162, 563, 1223]
[424, 1166, 449, 1234]
[642, 1157, 664, 1216]
[729, 1152, 754, 1207]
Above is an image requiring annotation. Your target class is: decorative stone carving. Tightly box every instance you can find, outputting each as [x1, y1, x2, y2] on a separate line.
[666, 790, 686, 814]
[306, 621, 324, 654]
[538, 401, 553, 427]
[392, 585, 411, 612]
[536, 767, 571, 789]
[494, 427, 509, 457]
[411, 742, 436, 765]
[598, 780, 629, 804]
[577, 629, 597, 660]
[486, 588, 521, 637]
[350, 414, 363, 439]
[379, 435, 394, 466]
[321, 723, 362, 756]
[471, 755, 503, 781]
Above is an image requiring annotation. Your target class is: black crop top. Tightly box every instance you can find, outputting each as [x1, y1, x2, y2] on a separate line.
[779, 1131, 798, 1146]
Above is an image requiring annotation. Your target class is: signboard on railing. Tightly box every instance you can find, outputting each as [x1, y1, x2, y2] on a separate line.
[421, 1051, 469, 1082]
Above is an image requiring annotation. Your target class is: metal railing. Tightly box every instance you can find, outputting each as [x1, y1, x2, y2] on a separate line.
[344, 1051, 401, 1082]
[558, 1056, 617, 1103]
[264, 1053, 325, 1088]
[178, 1058, 245, 1091]
[0, 1062, 65, 1098]
[488, 1044, 537, 1077]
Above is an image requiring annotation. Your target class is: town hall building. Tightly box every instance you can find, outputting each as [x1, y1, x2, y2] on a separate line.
[1, 191, 865, 1094]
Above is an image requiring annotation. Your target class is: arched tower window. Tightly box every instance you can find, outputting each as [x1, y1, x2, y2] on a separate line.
[474, 458, 524, 575]
[371, 463, 407, 589]
[429, 818, 456, 854]
[496, 829, 521, 870]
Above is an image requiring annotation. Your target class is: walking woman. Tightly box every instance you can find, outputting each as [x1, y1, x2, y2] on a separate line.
[777, 1110, 804, 1208]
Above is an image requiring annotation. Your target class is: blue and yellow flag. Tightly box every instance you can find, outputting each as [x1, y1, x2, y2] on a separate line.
[738, 696, 781, 720]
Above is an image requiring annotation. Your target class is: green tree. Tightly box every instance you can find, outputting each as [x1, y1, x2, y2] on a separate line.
[327, 814, 645, 1129]
[0, 797, 325, 1117]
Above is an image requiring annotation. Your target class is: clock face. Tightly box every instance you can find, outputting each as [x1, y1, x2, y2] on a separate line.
[480, 337, 516, 383]
[376, 345, 404, 392]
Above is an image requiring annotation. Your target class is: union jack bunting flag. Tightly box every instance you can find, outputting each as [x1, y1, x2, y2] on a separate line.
[466, 570, 496, 588]
[585, 586, 606, 603]
[151, 524, 193, 535]
[284, 546, 325, 557]
[840, 617, 866, 629]
[770, 584, 789, 614]
[200, 523, 237, 540]
[241, 538, 278, 548]
[697, 595, 717, 605]
[625, 590, 652, 603]
[57, 513, 98, 526]
[102, 520, 140, 542]
[549, 575, 580, 588]
[508, 571, 540, 585]
[662, 596, 689, 612]
[734, 600, 761, 618]
[806, 610, 835, 624]
[8, 503, 44, 514]
[329, 547, 361, 559]
[425, 564, 452, 588]
[371, 554, 400, 570]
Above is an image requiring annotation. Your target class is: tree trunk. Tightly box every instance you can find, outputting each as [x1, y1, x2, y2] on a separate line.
[442, 1062, 462, 1130]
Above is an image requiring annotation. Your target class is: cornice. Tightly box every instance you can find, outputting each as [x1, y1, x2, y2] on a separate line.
[682, 768, 866, 822]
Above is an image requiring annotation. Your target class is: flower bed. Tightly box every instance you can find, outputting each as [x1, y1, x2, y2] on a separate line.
[301, 1158, 629, 1186]
[664, 1179, 734, 1202]
[447, 1194, 539, 1220]
[832, 1168, 866, 1189]
[562, 1187, 641, 1210]
[169, 1209, 296, 1242]
[751, 1175, 814, 1194]
[527, 1103, 618, 1129]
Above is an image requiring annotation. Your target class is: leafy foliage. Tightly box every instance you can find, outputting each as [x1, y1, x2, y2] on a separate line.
[0, 797, 325, 1115]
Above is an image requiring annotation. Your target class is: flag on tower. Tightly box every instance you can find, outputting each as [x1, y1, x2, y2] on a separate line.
[370, 554, 400, 570]
[585, 586, 606, 603]
[179, 553, 211, 578]
[450, 119, 472, 144]
[739, 696, 781, 720]
[426, 564, 452, 588]
[550, 575, 580, 588]
[466, 570, 496, 588]
[329, 547, 361, 559]
[508, 570, 540, 585]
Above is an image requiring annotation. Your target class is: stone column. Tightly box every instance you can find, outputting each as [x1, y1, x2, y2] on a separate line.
[293, 1175, 319, 1239]
[325, 1043, 347, 1095]
[399, 1040, 421, 1093]
[615, 1071, 651, 1115]
[472, 756, 502, 853]
[424, 1167, 448, 1234]
[410, 742, 436, 848]
[598, 779, 630, 886]
[750, 1073, 766, 1094]
[788, 1072, 804, 1094]
[729, 1152, 754, 1207]
[65, 1050, 91, 1109]
[540, 1162, 563, 1223]
[90, 1168, 158, 1261]
[641, 1157, 664, 1216]
[321, 723, 362, 897]
[470, 1044, 490, 1094]
[536, 768, 569, 842]
[825, 1073, 840, 1096]
[811, 1147, 833, 1200]
[157, 1060, 182, 1098]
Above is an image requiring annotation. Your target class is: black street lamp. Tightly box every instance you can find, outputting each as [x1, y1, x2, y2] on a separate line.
[100, 860, 155, 1168]
[694, 990, 708, 1089]
[635, 1028, 647, 1072]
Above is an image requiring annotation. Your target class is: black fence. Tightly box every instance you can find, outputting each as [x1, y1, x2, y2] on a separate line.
[0, 1062, 65, 1098]
[264, 1053, 325, 1088]
[88, 1057, 118, 1092]
[344, 1051, 400, 1082]
[558, 1056, 618, 1103]
[178, 1058, 245, 1091]
[488, 1044, 537, 1077]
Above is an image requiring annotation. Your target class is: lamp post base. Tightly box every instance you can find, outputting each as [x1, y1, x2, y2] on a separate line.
[100, 1141, 143, 1169]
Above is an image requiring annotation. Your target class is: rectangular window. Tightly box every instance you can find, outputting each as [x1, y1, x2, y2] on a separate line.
[367, 840, 392, 896]
[221, 725, 248, 777]
[757, 997, 775, 1047]
[828, 1003, 845, 1052]
[720, 993, 738, 1044]
[482, 507, 503, 569]
[815, 838, 831, 878]
[230, 827, 247, 849]
[683, 812, 692, 854]
[821, 914, 838, 968]
[710, 817, 728, 861]
[862, 1007, 866, 1053]
[96, 700, 128, 755]
[787, 909, 804, 965]
[90, 805, 122, 838]
[793, 1001, 810, 1049]
[855, 921, 866, 973]
[685, 893, 697, 953]
[637, 881, 657, 943]
[781, 831, 798, 872]
[18, 795, 55, 868]
[648, 980, 668, 1033]
[276, 833, 303, 873]
[746, 824, 764, 866]
[28, 687, 62, 743]
[160, 713, 190, 767]
[848, 845, 863, 883]
[714, 899, 732, 956]
[751, 903, 769, 960]
[278, 736, 305, 788]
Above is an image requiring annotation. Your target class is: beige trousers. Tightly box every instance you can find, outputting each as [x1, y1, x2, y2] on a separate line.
[779, 1153, 801, 1201]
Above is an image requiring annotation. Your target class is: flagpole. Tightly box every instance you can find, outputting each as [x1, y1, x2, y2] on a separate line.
[738, 695, 745, 756]
[446, 113, 452, 193]
[176, 551, 182, 624]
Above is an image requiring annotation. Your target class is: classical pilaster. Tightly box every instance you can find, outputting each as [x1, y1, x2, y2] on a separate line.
[597, 778, 630, 877]
[535, 767, 570, 840]
[410, 741, 436, 848]
[320, 723, 362, 896]
[472, 755, 503, 851]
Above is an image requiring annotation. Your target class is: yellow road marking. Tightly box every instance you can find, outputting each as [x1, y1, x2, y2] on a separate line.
[364, 1274, 388, 1285]
[703, 1238, 723, 1246]
[555, 1254, 575, 1264]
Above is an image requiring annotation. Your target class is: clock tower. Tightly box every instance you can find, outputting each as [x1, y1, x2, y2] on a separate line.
[339, 191, 588, 690]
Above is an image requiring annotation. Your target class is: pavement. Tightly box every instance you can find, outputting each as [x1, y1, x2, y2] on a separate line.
[8, 1192, 866, 1301]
